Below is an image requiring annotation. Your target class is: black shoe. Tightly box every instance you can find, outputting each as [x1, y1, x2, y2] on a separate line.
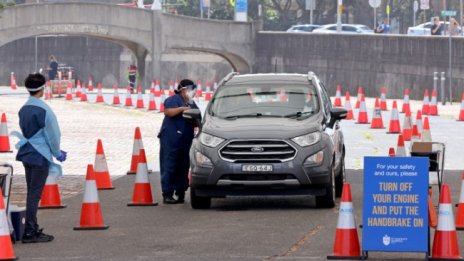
[22, 229, 54, 243]
[163, 196, 178, 204]
[176, 193, 185, 204]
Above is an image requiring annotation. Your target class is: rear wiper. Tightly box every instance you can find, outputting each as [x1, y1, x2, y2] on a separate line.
[284, 111, 313, 118]
[223, 113, 282, 119]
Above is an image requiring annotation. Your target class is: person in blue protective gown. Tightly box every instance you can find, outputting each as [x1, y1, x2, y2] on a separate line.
[158, 79, 199, 204]
[12, 73, 67, 243]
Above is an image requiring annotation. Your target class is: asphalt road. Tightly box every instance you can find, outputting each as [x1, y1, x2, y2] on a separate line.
[11, 169, 463, 261]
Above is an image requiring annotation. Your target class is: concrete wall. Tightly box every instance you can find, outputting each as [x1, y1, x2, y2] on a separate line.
[255, 32, 464, 101]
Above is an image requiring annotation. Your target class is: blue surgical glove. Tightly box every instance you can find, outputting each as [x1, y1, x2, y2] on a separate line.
[56, 150, 67, 162]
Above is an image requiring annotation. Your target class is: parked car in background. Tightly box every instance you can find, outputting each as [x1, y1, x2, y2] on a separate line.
[407, 21, 461, 36]
[286, 24, 321, 33]
[312, 24, 374, 34]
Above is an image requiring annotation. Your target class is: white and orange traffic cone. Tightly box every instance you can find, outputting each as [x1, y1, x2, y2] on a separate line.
[402, 110, 412, 141]
[205, 81, 212, 101]
[74, 164, 109, 230]
[430, 89, 439, 116]
[387, 101, 401, 134]
[95, 83, 104, 103]
[127, 149, 158, 206]
[355, 86, 363, 109]
[0, 187, 16, 260]
[458, 93, 464, 121]
[112, 84, 120, 105]
[356, 94, 369, 124]
[159, 94, 166, 113]
[431, 184, 462, 260]
[125, 86, 133, 107]
[75, 80, 82, 98]
[415, 110, 423, 135]
[395, 134, 407, 157]
[327, 183, 361, 259]
[94, 139, 114, 190]
[56, 81, 63, 97]
[80, 84, 88, 102]
[147, 90, 157, 111]
[333, 85, 342, 107]
[44, 81, 52, 100]
[370, 98, 384, 129]
[136, 86, 144, 109]
[196, 80, 203, 97]
[149, 81, 155, 94]
[10, 72, 16, 90]
[65, 82, 73, 101]
[411, 124, 421, 143]
[344, 92, 354, 120]
[401, 88, 411, 114]
[388, 147, 396, 157]
[154, 80, 161, 97]
[127, 127, 144, 175]
[88, 77, 94, 91]
[421, 117, 432, 142]
[455, 172, 464, 230]
[422, 89, 430, 115]
[380, 87, 388, 111]
[168, 81, 174, 97]
[0, 113, 12, 153]
[39, 175, 66, 209]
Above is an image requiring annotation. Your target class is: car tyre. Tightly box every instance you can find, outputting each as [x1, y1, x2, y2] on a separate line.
[190, 188, 211, 209]
[335, 154, 346, 198]
[315, 164, 336, 208]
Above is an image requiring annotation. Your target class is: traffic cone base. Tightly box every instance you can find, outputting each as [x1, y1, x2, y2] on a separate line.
[456, 204, 464, 230]
[73, 203, 109, 230]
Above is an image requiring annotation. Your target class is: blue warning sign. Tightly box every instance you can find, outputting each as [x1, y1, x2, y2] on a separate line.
[235, 0, 247, 12]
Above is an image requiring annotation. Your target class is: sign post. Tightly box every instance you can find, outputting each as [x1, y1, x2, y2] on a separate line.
[413, 1, 418, 26]
[442, 10, 457, 104]
[306, 0, 316, 25]
[369, 0, 381, 31]
[234, 0, 248, 22]
[363, 157, 429, 257]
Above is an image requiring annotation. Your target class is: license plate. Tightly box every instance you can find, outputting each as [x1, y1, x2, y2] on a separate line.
[242, 164, 273, 172]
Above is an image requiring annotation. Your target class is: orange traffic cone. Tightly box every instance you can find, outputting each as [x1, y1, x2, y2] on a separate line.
[125, 86, 133, 107]
[0, 113, 12, 153]
[39, 175, 66, 209]
[422, 117, 432, 142]
[136, 86, 144, 109]
[0, 187, 16, 260]
[429, 188, 438, 228]
[196, 80, 203, 97]
[401, 88, 411, 114]
[74, 164, 109, 230]
[149, 81, 155, 94]
[147, 91, 157, 111]
[333, 85, 342, 107]
[380, 87, 388, 111]
[387, 101, 401, 134]
[395, 134, 407, 157]
[112, 84, 120, 105]
[65, 82, 73, 101]
[411, 124, 421, 143]
[159, 94, 166, 113]
[458, 93, 464, 121]
[344, 92, 354, 120]
[127, 127, 144, 175]
[154, 80, 161, 97]
[205, 81, 212, 101]
[76, 80, 82, 98]
[44, 81, 52, 100]
[388, 147, 396, 157]
[80, 84, 88, 102]
[422, 89, 430, 115]
[56, 81, 62, 97]
[94, 139, 114, 190]
[168, 81, 174, 97]
[127, 149, 158, 206]
[402, 110, 412, 141]
[96, 83, 104, 103]
[88, 77, 94, 91]
[455, 173, 464, 230]
[431, 184, 462, 260]
[327, 183, 361, 259]
[356, 94, 369, 124]
[430, 89, 439, 116]
[355, 86, 363, 109]
[10, 72, 16, 90]
[370, 98, 384, 129]
[415, 110, 423, 135]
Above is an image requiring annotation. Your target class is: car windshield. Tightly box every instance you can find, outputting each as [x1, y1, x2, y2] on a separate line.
[209, 83, 319, 119]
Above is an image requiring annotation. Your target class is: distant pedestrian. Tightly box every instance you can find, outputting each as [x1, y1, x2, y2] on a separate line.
[13, 73, 67, 243]
[449, 18, 460, 36]
[47, 55, 58, 81]
[431, 17, 442, 35]
[127, 64, 138, 93]
[376, 18, 390, 34]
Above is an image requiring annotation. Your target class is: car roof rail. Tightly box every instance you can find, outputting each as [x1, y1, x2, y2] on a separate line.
[218, 71, 239, 86]
[307, 71, 316, 82]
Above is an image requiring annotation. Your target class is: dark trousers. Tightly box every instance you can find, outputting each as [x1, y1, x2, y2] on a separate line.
[159, 138, 190, 196]
[23, 161, 49, 235]
[128, 75, 136, 89]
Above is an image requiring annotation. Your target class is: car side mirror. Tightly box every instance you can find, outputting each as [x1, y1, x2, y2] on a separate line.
[328, 107, 347, 128]
[183, 108, 202, 126]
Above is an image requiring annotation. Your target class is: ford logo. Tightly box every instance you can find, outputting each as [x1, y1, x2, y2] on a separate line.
[251, 146, 264, 153]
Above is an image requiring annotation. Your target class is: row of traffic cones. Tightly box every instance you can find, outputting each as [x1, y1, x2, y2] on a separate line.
[328, 182, 464, 260]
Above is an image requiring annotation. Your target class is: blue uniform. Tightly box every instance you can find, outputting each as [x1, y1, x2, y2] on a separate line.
[159, 94, 198, 195]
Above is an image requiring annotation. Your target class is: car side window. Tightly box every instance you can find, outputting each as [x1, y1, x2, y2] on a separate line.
[319, 82, 332, 123]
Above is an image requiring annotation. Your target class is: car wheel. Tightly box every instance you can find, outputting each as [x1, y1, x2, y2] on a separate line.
[315, 164, 336, 208]
[190, 188, 211, 209]
[335, 155, 346, 198]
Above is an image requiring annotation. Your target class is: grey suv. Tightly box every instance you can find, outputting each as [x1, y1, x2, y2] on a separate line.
[183, 72, 347, 209]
